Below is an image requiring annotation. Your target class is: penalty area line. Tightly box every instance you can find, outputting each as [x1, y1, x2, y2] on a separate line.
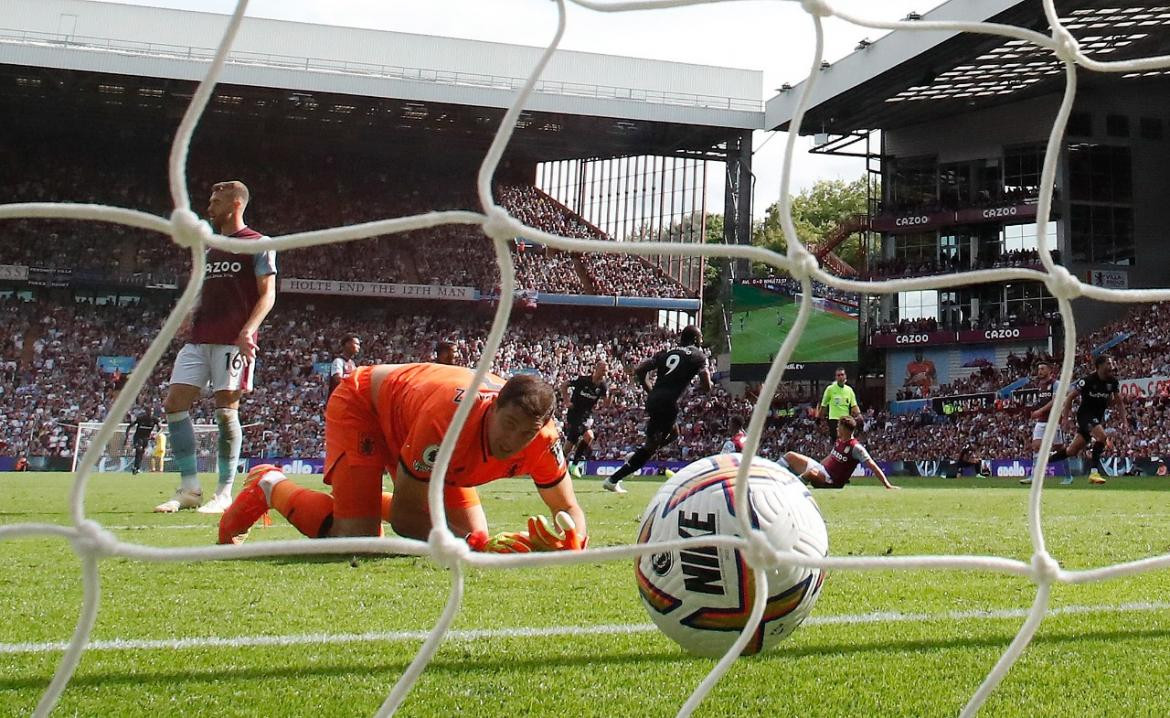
[3, 601, 1170, 655]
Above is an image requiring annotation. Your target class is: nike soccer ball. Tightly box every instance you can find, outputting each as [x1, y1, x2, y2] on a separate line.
[634, 453, 829, 657]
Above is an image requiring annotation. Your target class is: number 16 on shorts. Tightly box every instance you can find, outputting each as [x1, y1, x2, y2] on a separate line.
[169, 343, 255, 393]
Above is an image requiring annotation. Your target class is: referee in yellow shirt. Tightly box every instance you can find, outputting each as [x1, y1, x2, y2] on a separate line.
[817, 367, 861, 440]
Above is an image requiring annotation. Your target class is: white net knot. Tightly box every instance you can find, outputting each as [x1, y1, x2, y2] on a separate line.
[787, 243, 820, 280]
[169, 208, 214, 249]
[429, 527, 471, 569]
[1051, 26, 1081, 64]
[801, 0, 833, 18]
[482, 206, 518, 242]
[73, 520, 118, 557]
[742, 531, 782, 571]
[1031, 550, 1061, 584]
[1045, 264, 1083, 300]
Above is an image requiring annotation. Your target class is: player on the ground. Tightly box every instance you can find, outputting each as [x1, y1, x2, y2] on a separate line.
[329, 335, 361, 397]
[602, 326, 711, 494]
[562, 360, 609, 479]
[218, 364, 586, 552]
[1020, 361, 1074, 485]
[124, 407, 160, 476]
[154, 180, 277, 514]
[435, 340, 458, 365]
[1043, 355, 1127, 485]
[783, 416, 898, 490]
[720, 415, 747, 454]
[816, 367, 861, 440]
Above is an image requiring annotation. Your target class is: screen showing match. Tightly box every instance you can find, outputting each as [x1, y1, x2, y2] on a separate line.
[729, 276, 859, 381]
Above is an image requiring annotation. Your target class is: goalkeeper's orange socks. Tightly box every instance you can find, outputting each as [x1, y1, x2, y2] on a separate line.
[263, 482, 394, 538]
[269, 481, 334, 538]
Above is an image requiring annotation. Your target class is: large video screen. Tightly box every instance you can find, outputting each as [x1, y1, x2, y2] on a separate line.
[729, 277, 859, 381]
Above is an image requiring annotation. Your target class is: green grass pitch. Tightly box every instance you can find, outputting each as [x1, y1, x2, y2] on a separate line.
[4, 471, 1170, 717]
[730, 287, 856, 365]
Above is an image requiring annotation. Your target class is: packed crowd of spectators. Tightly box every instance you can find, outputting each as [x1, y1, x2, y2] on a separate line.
[864, 248, 1059, 281]
[0, 295, 733, 461]
[5, 292, 1170, 466]
[0, 139, 691, 298]
[871, 304, 1058, 336]
[881, 184, 1044, 215]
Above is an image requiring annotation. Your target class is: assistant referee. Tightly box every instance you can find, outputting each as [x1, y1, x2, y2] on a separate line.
[817, 367, 861, 440]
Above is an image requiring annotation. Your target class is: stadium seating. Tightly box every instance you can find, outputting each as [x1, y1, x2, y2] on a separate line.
[0, 139, 692, 298]
[4, 295, 1170, 464]
[864, 248, 1059, 281]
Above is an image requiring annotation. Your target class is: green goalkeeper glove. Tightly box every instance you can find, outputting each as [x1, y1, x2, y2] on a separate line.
[526, 511, 587, 551]
[467, 530, 535, 553]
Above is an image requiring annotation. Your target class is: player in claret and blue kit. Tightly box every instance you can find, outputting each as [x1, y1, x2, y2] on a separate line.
[720, 415, 747, 454]
[1020, 360, 1074, 485]
[1042, 355, 1128, 485]
[783, 416, 899, 490]
[153, 181, 277, 514]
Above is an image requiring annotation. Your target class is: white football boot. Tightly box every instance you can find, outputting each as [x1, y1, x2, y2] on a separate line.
[153, 487, 203, 513]
[196, 489, 234, 514]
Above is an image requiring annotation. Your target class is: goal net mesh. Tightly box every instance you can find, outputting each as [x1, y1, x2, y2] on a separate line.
[70, 422, 259, 474]
[3, 1, 1170, 716]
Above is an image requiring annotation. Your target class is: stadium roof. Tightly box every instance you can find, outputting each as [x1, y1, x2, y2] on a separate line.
[1, 0, 763, 153]
[767, 0, 1170, 134]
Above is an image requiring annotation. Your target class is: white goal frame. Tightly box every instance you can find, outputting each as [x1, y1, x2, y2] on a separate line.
[3, 1, 1170, 717]
[69, 421, 260, 473]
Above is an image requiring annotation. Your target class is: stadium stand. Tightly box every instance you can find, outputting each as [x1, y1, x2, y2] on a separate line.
[2, 294, 1169, 466]
[864, 248, 1060, 281]
[0, 139, 691, 298]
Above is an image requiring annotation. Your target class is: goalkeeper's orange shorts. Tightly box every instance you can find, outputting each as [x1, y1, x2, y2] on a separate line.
[325, 367, 480, 521]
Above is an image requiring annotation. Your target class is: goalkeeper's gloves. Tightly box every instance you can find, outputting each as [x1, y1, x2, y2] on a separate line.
[526, 511, 587, 551]
[466, 529, 534, 553]
[466, 511, 587, 553]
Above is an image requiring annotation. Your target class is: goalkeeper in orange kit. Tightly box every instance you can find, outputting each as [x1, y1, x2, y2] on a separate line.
[218, 363, 586, 552]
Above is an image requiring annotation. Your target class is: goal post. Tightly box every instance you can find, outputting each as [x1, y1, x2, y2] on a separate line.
[70, 421, 261, 473]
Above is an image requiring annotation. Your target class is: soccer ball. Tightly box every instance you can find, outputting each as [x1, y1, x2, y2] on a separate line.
[634, 453, 828, 657]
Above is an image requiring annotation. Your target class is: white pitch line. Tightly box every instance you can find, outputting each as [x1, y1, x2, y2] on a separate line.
[3, 601, 1170, 656]
[106, 525, 212, 531]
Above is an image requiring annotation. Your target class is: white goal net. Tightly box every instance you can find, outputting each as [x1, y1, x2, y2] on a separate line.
[4, 1, 1170, 717]
[69, 422, 260, 474]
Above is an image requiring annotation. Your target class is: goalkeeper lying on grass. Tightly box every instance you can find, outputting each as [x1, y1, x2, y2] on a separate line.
[218, 363, 586, 552]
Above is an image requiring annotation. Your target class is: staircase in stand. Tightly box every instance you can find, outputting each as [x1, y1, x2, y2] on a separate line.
[811, 213, 868, 277]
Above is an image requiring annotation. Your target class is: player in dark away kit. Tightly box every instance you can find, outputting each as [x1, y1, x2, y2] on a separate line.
[1043, 355, 1128, 485]
[562, 360, 609, 479]
[602, 326, 711, 494]
[125, 407, 161, 475]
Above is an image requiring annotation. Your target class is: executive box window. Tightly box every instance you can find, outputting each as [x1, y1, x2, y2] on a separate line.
[1105, 114, 1130, 138]
[1140, 117, 1164, 141]
[1067, 143, 1134, 266]
[888, 155, 937, 212]
[1069, 204, 1134, 265]
[892, 231, 938, 263]
[1003, 144, 1045, 197]
[1068, 143, 1132, 203]
[1067, 112, 1093, 138]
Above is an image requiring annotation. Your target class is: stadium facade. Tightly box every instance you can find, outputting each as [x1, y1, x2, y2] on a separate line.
[769, 0, 1170, 402]
[1, 0, 764, 306]
[0, 0, 769, 470]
